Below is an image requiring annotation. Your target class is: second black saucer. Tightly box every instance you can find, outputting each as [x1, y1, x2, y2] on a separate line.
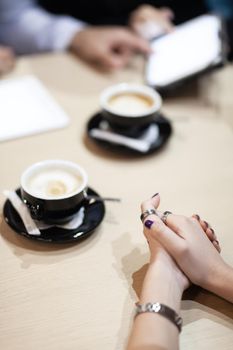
[87, 112, 172, 155]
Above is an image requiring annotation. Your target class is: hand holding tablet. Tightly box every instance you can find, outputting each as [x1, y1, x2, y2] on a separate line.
[146, 15, 225, 90]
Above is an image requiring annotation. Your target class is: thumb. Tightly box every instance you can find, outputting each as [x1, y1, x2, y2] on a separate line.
[140, 192, 160, 218]
[141, 196, 185, 256]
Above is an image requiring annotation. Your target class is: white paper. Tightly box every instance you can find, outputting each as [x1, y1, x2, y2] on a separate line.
[146, 15, 222, 87]
[35, 207, 85, 230]
[0, 75, 69, 142]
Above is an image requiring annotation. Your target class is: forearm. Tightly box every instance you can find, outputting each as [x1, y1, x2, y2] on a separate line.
[207, 262, 233, 303]
[127, 262, 183, 350]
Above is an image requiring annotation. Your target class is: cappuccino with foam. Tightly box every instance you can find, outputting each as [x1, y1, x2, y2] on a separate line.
[107, 93, 154, 116]
[100, 84, 162, 130]
[21, 160, 88, 222]
[26, 168, 84, 199]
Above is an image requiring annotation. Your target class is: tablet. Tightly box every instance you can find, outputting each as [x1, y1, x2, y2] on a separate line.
[145, 15, 225, 90]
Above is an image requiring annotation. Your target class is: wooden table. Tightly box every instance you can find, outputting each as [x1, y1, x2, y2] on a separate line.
[0, 53, 233, 350]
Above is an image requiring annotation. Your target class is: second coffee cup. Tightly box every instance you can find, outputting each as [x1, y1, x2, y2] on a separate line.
[100, 83, 162, 133]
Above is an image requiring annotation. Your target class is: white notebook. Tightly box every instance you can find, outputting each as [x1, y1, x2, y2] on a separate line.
[0, 75, 69, 142]
[146, 15, 224, 89]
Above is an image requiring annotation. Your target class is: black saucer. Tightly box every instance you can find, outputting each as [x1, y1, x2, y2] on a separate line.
[3, 188, 105, 243]
[87, 112, 172, 155]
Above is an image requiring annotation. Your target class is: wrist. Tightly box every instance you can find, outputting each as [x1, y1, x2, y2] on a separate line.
[69, 31, 82, 52]
[149, 254, 187, 294]
[149, 261, 186, 294]
[140, 261, 184, 313]
[204, 261, 233, 301]
[69, 28, 89, 52]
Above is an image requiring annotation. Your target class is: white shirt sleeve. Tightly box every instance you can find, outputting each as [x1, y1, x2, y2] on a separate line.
[0, 0, 86, 54]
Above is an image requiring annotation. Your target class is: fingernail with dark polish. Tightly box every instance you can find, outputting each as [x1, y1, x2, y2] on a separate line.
[195, 214, 200, 221]
[210, 228, 215, 235]
[144, 220, 154, 229]
[204, 221, 209, 228]
[152, 192, 159, 198]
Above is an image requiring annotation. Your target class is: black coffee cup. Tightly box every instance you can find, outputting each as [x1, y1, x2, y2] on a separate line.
[20, 160, 88, 223]
[100, 83, 162, 134]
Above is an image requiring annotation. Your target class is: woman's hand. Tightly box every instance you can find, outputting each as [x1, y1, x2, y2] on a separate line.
[141, 196, 189, 293]
[128, 193, 224, 350]
[0, 46, 15, 75]
[141, 195, 229, 296]
[141, 194, 221, 293]
[129, 5, 174, 40]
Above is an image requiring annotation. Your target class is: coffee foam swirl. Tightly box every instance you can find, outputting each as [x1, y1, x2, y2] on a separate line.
[108, 93, 154, 116]
[27, 169, 83, 199]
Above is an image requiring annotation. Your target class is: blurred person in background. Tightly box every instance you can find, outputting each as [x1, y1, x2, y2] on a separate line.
[0, 0, 151, 70]
[0, 0, 232, 70]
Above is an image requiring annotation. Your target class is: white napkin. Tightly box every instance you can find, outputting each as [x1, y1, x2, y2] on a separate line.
[3, 190, 85, 235]
[4, 190, 41, 236]
[90, 120, 159, 153]
[35, 207, 85, 231]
